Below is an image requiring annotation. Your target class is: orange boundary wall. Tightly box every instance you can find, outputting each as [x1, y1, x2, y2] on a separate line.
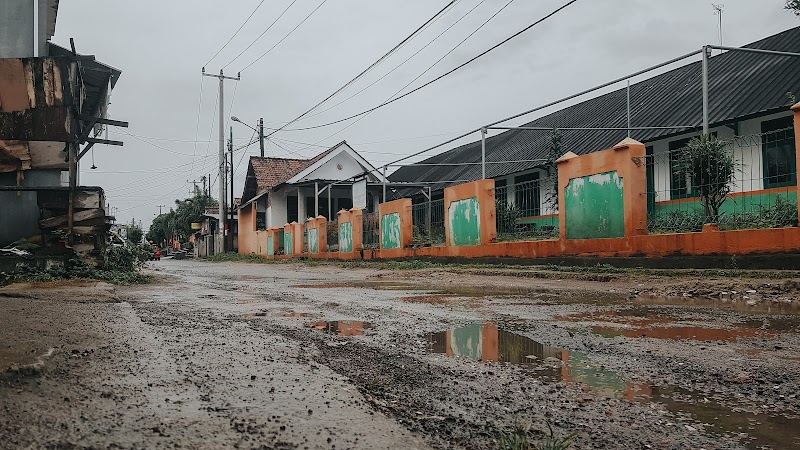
[239, 104, 800, 261]
[379, 198, 412, 259]
[444, 178, 497, 246]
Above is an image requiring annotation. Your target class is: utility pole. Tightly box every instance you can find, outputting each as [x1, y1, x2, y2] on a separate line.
[156, 205, 166, 215]
[229, 126, 235, 253]
[202, 68, 240, 254]
[259, 118, 265, 158]
[201, 176, 207, 197]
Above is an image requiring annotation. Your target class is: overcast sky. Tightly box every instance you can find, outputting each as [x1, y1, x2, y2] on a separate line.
[52, 0, 798, 230]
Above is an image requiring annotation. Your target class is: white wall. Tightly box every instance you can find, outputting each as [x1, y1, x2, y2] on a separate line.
[297, 150, 368, 182]
[650, 111, 793, 201]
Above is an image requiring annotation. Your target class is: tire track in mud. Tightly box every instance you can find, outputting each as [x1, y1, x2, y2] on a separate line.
[242, 318, 746, 450]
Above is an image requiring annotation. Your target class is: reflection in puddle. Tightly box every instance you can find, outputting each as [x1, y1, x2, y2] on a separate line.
[427, 322, 800, 449]
[649, 385, 800, 450]
[306, 321, 372, 336]
[427, 323, 645, 400]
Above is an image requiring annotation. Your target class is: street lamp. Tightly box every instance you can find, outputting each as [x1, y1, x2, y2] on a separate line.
[231, 116, 265, 158]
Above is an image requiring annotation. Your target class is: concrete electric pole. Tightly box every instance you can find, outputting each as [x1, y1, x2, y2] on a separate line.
[259, 118, 265, 158]
[202, 68, 239, 254]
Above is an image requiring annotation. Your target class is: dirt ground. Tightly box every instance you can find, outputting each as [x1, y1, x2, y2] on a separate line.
[1, 260, 799, 450]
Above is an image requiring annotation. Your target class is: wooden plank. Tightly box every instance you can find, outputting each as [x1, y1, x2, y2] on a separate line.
[86, 137, 123, 146]
[72, 226, 104, 235]
[38, 189, 101, 209]
[40, 208, 104, 229]
[29, 141, 68, 169]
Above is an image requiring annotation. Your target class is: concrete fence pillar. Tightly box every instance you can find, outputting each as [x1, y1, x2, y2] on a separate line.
[443, 179, 496, 247]
[556, 138, 647, 240]
[291, 222, 304, 256]
[793, 102, 800, 226]
[378, 198, 412, 257]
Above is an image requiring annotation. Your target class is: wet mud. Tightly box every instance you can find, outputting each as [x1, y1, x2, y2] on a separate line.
[2, 261, 799, 449]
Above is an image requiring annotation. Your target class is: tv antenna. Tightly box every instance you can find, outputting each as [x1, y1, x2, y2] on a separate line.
[712, 4, 724, 51]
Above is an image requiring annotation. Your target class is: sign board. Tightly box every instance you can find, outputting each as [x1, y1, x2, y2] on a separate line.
[352, 178, 367, 210]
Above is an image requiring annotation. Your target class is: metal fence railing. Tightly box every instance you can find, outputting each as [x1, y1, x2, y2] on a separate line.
[495, 175, 559, 242]
[277, 229, 285, 255]
[362, 212, 380, 250]
[326, 219, 339, 252]
[411, 198, 445, 246]
[303, 223, 309, 253]
[645, 127, 798, 234]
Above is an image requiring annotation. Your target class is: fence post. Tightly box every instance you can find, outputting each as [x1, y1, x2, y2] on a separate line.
[351, 208, 364, 253]
[316, 216, 327, 253]
[793, 102, 800, 226]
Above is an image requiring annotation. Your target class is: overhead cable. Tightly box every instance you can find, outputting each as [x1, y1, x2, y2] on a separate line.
[280, 0, 580, 132]
[204, 0, 267, 68]
[222, 0, 300, 70]
[239, 0, 329, 73]
[263, 0, 457, 138]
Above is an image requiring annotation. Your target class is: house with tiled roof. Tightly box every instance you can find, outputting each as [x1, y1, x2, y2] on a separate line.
[237, 141, 386, 254]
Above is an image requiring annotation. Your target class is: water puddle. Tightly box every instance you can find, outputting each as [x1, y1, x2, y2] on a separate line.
[426, 322, 800, 449]
[305, 321, 373, 336]
[242, 312, 268, 318]
[635, 294, 800, 314]
[557, 308, 790, 341]
[275, 311, 318, 318]
[590, 326, 761, 341]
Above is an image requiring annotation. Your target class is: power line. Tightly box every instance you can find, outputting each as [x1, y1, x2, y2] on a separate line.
[204, 0, 267, 68]
[222, 0, 300, 70]
[303, 0, 482, 121]
[280, 0, 580, 133]
[263, 0, 457, 139]
[189, 74, 206, 181]
[296, 0, 517, 149]
[239, 0, 330, 73]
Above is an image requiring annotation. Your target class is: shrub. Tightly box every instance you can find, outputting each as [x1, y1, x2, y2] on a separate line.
[673, 135, 737, 222]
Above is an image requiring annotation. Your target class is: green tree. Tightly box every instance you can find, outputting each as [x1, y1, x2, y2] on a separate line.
[543, 129, 563, 212]
[787, 0, 800, 16]
[675, 135, 737, 222]
[127, 222, 144, 244]
[146, 194, 218, 246]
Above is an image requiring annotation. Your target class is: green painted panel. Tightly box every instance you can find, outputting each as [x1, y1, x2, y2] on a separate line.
[339, 222, 353, 253]
[450, 323, 482, 361]
[565, 171, 625, 240]
[308, 227, 319, 254]
[284, 232, 293, 256]
[448, 197, 481, 246]
[381, 212, 401, 250]
[267, 235, 274, 256]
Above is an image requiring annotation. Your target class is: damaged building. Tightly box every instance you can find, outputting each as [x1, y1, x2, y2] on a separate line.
[0, 0, 125, 267]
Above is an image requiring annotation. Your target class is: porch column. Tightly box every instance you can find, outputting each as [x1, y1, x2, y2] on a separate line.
[314, 182, 319, 219]
[297, 188, 303, 222]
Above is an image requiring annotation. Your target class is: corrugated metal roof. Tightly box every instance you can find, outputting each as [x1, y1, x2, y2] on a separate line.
[390, 26, 800, 187]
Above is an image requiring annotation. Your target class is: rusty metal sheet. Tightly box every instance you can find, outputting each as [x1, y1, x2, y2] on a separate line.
[0, 107, 73, 141]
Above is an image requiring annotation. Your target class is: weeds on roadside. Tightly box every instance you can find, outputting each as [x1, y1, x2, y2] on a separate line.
[1, 257, 152, 286]
[493, 422, 578, 450]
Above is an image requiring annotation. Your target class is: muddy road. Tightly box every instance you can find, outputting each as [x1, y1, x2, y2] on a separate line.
[2, 260, 800, 449]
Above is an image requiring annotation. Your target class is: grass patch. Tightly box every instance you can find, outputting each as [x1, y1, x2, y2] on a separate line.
[203, 253, 800, 279]
[1, 259, 152, 286]
[493, 423, 578, 450]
